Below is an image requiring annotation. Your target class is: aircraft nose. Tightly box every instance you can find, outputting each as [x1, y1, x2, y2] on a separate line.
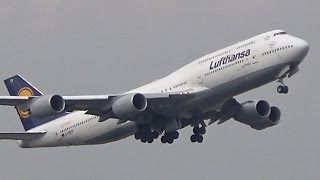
[296, 38, 310, 58]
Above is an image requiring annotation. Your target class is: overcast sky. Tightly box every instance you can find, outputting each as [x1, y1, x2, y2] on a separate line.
[0, 1, 318, 180]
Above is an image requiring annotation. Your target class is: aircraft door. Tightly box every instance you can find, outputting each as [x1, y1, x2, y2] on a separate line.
[197, 75, 203, 85]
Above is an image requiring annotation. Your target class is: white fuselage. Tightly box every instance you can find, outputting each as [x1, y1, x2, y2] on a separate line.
[19, 30, 309, 148]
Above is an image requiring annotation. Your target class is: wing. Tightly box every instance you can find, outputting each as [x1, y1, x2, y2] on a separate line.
[0, 92, 194, 116]
[62, 95, 118, 112]
[64, 86, 208, 114]
[66, 92, 194, 116]
[0, 96, 29, 106]
[0, 131, 46, 140]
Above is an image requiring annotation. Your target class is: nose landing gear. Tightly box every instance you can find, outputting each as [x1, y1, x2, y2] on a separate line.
[277, 85, 289, 94]
[277, 78, 289, 94]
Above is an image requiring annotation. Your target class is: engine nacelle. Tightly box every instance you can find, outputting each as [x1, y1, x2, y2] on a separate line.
[112, 93, 147, 119]
[250, 106, 281, 130]
[234, 100, 281, 130]
[29, 95, 65, 118]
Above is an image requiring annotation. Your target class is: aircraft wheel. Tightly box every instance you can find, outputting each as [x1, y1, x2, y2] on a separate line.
[161, 136, 167, 144]
[152, 131, 159, 139]
[167, 138, 174, 144]
[134, 132, 141, 140]
[190, 134, 197, 143]
[147, 138, 154, 143]
[141, 138, 147, 143]
[196, 135, 203, 143]
[283, 86, 289, 94]
[199, 126, 206, 135]
[172, 131, 179, 139]
[193, 126, 200, 134]
[277, 86, 283, 93]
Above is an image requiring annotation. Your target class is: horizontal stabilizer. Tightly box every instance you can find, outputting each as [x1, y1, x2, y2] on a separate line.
[0, 131, 46, 140]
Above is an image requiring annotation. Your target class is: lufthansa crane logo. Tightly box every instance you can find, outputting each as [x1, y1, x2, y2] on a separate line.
[17, 87, 33, 118]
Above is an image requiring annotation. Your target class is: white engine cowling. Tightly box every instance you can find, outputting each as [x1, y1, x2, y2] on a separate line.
[29, 95, 65, 118]
[112, 93, 147, 119]
[234, 100, 281, 130]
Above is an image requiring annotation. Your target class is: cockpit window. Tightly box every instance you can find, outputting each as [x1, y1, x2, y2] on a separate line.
[274, 32, 287, 36]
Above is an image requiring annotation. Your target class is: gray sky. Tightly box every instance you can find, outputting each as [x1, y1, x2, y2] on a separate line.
[0, 1, 318, 179]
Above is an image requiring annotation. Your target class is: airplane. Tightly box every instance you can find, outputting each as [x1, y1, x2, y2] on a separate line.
[0, 30, 309, 148]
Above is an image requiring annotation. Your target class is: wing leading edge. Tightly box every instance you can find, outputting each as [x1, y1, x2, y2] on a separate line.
[0, 92, 193, 114]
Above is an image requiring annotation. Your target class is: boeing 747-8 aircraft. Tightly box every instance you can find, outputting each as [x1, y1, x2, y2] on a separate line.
[0, 30, 309, 148]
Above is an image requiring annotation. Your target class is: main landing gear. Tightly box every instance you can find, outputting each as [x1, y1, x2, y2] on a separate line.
[277, 78, 289, 94]
[135, 124, 179, 144]
[134, 126, 159, 143]
[190, 110, 207, 143]
[161, 131, 179, 144]
[190, 125, 206, 143]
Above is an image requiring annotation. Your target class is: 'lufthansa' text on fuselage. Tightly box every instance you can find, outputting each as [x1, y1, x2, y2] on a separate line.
[209, 49, 251, 70]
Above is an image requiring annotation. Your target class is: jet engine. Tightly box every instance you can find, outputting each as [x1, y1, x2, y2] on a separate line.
[29, 95, 65, 118]
[234, 100, 281, 130]
[112, 93, 147, 119]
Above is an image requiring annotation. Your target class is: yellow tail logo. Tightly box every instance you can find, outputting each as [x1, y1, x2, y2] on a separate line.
[17, 87, 33, 118]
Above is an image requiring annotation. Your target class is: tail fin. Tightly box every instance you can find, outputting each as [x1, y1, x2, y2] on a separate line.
[4, 75, 43, 97]
[4, 75, 63, 131]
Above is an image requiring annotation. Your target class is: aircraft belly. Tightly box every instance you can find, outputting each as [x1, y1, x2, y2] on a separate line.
[85, 121, 137, 145]
[181, 63, 288, 111]
[20, 118, 138, 147]
[212, 63, 286, 98]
